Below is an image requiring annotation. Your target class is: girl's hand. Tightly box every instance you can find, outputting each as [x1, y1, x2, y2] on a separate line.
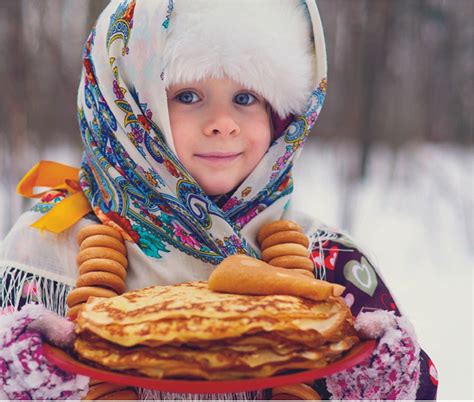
[0, 303, 89, 400]
[326, 310, 421, 400]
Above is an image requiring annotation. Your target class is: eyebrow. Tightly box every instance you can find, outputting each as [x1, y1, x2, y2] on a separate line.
[166, 86, 197, 97]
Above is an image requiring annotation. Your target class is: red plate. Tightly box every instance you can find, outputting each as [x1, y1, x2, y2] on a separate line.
[43, 340, 376, 393]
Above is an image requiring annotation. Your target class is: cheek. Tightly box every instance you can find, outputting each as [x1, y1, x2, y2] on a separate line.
[246, 118, 272, 157]
[169, 111, 193, 160]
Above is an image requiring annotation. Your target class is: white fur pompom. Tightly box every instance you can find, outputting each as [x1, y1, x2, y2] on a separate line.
[355, 310, 397, 339]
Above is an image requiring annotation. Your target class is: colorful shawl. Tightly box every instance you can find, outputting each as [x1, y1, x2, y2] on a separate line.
[77, 0, 327, 269]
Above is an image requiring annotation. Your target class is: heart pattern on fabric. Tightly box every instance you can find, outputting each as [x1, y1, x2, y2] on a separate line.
[344, 293, 355, 308]
[310, 243, 338, 271]
[428, 359, 439, 386]
[343, 257, 378, 296]
[380, 292, 397, 311]
[325, 245, 339, 270]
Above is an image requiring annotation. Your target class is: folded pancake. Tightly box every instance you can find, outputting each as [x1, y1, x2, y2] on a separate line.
[74, 281, 359, 380]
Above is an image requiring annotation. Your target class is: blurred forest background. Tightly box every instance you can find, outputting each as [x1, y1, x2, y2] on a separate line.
[0, 0, 472, 231]
[0, 0, 472, 230]
[0, 1, 472, 398]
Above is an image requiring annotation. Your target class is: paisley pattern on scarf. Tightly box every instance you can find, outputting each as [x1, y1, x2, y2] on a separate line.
[77, 0, 326, 263]
[106, 0, 136, 55]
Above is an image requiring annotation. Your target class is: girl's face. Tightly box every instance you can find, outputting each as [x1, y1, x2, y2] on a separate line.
[167, 77, 272, 196]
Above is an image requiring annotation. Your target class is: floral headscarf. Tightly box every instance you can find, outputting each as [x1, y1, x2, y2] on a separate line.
[78, 0, 327, 267]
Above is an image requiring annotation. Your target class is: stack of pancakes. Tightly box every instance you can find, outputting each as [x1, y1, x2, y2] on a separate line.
[74, 281, 358, 380]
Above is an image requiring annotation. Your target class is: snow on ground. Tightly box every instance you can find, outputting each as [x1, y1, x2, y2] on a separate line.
[293, 140, 473, 400]
[1, 140, 473, 399]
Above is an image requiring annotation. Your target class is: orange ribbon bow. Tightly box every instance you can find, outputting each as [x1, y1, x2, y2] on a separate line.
[16, 160, 92, 234]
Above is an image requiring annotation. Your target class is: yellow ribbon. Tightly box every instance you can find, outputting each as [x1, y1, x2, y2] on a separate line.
[16, 160, 92, 234]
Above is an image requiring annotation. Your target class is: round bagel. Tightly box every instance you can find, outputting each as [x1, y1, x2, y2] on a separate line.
[66, 303, 84, 321]
[261, 230, 309, 250]
[262, 243, 309, 262]
[76, 225, 123, 246]
[66, 286, 118, 308]
[83, 383, 129, 400]
[79, 258, 127, 280]
[98, 389, 138, 400]
[76, 271, 126, 294]
[257, 220, 303, 245]
[268, 255, 314, 271]
[80, 234, 126, 255]
[271, 394, 301, 400]
[272, 384, 321, 400]
[76, 247, 128, 268]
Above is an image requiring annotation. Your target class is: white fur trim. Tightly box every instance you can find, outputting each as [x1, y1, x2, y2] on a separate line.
[163, 0, 316, 118]
[355, 310, 397, 339]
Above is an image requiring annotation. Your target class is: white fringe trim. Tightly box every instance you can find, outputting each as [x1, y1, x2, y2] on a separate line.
[0, 264, 73, 317]
[138, 388, 267, 401]
[0, 260, 76, 286]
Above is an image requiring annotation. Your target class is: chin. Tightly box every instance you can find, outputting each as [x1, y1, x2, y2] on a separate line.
[201, 179, 239, 196]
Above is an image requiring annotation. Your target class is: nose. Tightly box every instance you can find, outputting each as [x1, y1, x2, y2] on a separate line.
[203, 107, 240, 137]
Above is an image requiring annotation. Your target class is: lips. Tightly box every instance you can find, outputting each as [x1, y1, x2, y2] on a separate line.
[196, 152, 242, 158]
[194, 152, 242, 165]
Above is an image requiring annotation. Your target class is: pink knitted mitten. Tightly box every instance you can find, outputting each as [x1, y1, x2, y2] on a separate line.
[0, 303, 89, 400]
[326, 310, 421, 400]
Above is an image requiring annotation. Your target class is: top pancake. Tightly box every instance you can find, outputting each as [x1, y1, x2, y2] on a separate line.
[75, 282, 352, 347]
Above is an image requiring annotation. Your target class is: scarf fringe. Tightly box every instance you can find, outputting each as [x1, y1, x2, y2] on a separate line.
[0, 264, 72, 317]
[137, 388, 267, 401]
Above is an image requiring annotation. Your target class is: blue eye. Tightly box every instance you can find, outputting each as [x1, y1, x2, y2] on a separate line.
[234, 92, 256, 105]
[176, 91, 200, 104]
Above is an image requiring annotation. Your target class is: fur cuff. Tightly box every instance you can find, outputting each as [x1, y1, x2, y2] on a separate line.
[326, 311, 421, 400]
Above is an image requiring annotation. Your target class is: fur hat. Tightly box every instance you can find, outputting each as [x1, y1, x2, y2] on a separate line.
[162, 0, 316, 119]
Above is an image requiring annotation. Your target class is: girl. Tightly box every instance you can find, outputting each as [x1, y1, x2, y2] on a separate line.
[0, 0, 438, 399]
